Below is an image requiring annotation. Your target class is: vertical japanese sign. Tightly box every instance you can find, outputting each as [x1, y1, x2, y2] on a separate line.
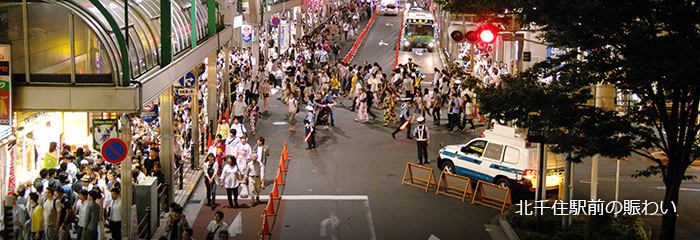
[242, 25, 252, 43]
[0, 45, 11, 126]
[280, 22, 290, 54]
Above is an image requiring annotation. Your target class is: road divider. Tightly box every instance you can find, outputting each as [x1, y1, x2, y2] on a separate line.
[393, 10, 405, 69]
[343, 8, 380, 64]
[435, 171, 474, 202]
[471, 180, 512, 213]
[402, 162, 437, 192]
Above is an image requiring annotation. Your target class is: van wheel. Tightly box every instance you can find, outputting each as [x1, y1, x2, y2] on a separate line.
[441, 161, 455, 174]
[495, 178, 511, 189]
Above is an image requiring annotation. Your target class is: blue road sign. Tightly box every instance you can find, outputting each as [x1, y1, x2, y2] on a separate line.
[178, 72, 196, 88]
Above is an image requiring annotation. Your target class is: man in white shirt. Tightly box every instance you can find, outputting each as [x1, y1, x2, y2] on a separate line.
[244, 153, 265, 206]
[232, 95, 247, 123]
[229, 118, 246, 138]
[108, 188, 122, 240]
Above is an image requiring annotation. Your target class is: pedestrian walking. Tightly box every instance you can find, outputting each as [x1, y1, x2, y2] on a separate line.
[354, 88, 369, 122]
[461, 95, 477, 132]
[206, 211, 228, 240]
[248, 100, 260, 135]
[382, 89, 397, 126]
[254, 136, 270, 165]
[447, 93, 462, 132]
[202, 154, 219, 206]
[219, 156, 241, 208]
[413, 117, 431, 164]
[107, 188, 121, 240]
[391, 98, 414, 139]
[165, 205, 189, 240]
[42, 187, 60, 240]
[286, 92, 299, 131]
[29, 193, 44, 240]
[81, 191, 100, 240]
[244, 153, 265, 206]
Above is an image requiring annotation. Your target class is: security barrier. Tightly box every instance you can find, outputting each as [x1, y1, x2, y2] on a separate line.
[471, 180, 512, 213]
[435, 171, 473, 202]
[401, 162, 437, 192]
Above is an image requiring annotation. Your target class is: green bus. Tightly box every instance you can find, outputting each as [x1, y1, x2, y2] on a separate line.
[401, 9, 437, 52]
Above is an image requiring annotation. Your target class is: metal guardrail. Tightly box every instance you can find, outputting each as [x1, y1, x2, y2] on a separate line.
[137, 207, 151, 239]
[158, 183, 169, 214]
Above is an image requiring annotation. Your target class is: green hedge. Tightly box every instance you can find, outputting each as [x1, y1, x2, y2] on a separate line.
[504, 200, 647, 240]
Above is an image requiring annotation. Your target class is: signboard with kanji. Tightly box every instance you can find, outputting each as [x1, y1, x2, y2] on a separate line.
[0, 45, 11, 126]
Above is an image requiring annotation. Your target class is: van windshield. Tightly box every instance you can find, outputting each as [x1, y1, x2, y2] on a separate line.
[464, 140, 486, 156]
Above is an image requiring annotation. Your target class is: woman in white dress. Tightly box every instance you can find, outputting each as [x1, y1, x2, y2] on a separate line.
[219, 156, 242, 208]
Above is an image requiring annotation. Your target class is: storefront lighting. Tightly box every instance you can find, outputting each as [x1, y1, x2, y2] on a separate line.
[404, 41, 410, 46]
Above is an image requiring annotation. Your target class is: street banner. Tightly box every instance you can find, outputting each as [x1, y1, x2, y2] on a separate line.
[280, 22, 290, 54]
[242, 25, 252, 42]
[0, 45, 11, 126]
[93, 119, 119, 151]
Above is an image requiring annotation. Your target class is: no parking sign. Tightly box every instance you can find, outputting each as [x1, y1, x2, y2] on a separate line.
[101, 138, 128, 164]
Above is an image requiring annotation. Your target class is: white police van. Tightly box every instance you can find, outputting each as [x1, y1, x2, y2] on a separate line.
[437, 124, 564, 195]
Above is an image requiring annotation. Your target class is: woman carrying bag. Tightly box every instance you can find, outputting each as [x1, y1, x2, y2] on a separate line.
[219, 156, 242, 208]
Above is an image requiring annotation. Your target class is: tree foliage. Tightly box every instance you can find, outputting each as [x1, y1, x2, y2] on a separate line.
[437, 0, 700, 239]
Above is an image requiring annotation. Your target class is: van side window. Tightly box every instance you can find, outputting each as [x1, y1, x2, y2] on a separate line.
[503, 146, 520, 164]
[483, 143, 504, 161]
[464, 140, 487, 156]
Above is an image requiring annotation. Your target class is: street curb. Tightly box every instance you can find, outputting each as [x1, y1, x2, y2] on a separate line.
[499, 214, 521, 240]
[392, 10, 405, 69]
[179, 169, 204, 208]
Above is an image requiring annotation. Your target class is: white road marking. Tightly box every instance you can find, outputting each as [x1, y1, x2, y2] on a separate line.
[580, 180, 591, 184]
[386, 22, 394, 27]
[654, 186, 700, 192]
[428, 234, 441, 240]
[379, 40, 389, 46]
[365, 198, 377, 240]
[228, 212, 243, 237]
[320, 211, 340, 239]
[272, 121, 288, 125]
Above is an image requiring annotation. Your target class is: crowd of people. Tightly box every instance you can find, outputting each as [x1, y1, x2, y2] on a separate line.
[6, 144, 126, 240]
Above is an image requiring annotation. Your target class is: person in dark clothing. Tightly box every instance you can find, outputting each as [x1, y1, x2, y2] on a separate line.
[366, 88, 377, 120]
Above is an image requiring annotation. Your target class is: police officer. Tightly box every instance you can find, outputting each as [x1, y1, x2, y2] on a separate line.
[406, 58, 420, 73]
[413, 116, 430, 164]
[391, 98, 414, 139]
[304, 105, 316, 149]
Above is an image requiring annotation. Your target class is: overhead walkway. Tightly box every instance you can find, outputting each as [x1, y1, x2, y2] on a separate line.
[6, 0, 231, 112]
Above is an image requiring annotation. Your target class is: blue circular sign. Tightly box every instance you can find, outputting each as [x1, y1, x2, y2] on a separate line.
[178, 72, 196, 88]
[271, 17, 281, 27]
[101, 138, 128, 164]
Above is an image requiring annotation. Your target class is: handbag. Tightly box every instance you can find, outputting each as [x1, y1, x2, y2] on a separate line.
[206, 224, 222, 240]
[240, 183, 250, 198]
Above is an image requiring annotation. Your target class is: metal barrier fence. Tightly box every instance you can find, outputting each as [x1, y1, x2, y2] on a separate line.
[137, 207, 152, 239]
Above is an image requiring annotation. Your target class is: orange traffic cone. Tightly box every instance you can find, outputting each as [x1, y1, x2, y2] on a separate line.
[266, 193, 276, 216]
[279, 156, 287, 173]
[275, 170, 285, 186]
[283, 141, 288, 153]
[207, 133, 212, 148]
[225, 107, 230, 124]
[271, 182, 281, 200]
[282, 149, 289, 161]
[260, 210, 271, 236]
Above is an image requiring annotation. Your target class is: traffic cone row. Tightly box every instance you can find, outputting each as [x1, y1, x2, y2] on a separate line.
[259, 142, 292, 238]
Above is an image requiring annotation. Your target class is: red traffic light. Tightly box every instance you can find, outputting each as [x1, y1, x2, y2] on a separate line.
[476, 25, 498, 44]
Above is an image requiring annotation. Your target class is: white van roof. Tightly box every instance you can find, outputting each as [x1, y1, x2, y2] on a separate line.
[482, 124, 528, 149]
